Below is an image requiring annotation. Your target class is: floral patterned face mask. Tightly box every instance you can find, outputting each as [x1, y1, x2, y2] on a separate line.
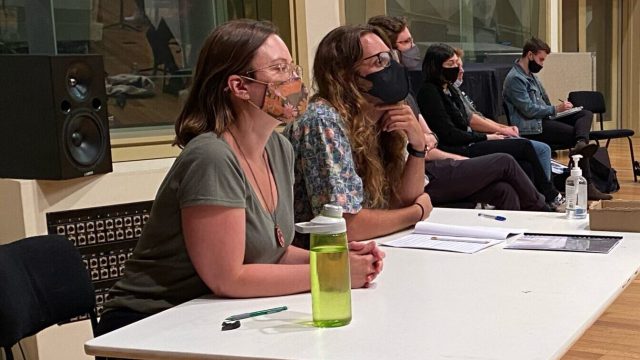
[248, 78, 309, 123]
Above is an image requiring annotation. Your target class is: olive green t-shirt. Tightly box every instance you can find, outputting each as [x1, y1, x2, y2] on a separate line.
[105, 131, 295, 314]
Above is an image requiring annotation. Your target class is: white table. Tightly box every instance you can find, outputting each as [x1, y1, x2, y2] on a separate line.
[85, 208, 640, 360]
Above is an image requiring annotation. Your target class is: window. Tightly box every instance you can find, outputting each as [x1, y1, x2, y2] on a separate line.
[0, 0, 292, 131]
[345, 0, 545, 64]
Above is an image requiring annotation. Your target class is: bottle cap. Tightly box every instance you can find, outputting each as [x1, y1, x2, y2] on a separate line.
[295, 205, 346, 234]
[570, 154, 583, 176]
[321, 204, 343, 218]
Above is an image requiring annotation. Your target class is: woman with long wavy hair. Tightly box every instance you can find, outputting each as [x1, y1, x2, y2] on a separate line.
[285, 24, 432, 243]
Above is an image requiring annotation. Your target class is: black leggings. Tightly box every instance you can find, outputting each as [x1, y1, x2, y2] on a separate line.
[426, 153, 547, 211]
[462, 138, 559, 203]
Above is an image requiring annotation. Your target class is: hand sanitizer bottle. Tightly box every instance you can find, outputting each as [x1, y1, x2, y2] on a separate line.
[565, 154, 588, 219]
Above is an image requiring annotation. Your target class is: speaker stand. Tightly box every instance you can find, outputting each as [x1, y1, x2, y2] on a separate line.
[104, 0, 141, 32]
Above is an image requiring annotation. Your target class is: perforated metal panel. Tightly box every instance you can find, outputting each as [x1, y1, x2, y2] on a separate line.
[46, 201, 153, 322]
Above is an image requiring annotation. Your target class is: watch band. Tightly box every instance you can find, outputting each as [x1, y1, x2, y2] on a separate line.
[406, 143, 426, 158]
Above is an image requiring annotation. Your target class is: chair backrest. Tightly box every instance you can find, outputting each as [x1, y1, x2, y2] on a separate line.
[568, 91, 606, 114]
[568, 91, 606, 131]
[0, 235, 96, 353]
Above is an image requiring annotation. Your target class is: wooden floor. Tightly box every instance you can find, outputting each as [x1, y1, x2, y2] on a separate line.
[560, 138, 640, 359]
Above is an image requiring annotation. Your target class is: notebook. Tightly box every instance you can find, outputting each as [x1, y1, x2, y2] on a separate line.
[504, 233, 622, 253]
[381, 221, 525, 254]
[549, 106, 583, 120]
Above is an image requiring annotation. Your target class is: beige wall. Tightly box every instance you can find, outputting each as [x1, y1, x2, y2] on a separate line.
[537, 52, 596, 104]
[622, 0, 640, 133]
[294, 0, 342, 88]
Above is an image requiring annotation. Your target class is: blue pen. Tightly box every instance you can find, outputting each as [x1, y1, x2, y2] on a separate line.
[478, 213, 506, 221]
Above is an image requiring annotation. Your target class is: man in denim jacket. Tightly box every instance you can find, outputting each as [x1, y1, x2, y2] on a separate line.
[503, 37, 611, 200]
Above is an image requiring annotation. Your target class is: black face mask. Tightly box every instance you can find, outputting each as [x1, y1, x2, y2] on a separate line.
[442, 66, 460, 83]
[361, 59, 410, 104]
[528, 58, 543, 73]
[400, 45, 422, 71]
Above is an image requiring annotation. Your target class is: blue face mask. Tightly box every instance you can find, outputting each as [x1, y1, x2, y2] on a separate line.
[361, 59, 410, 104]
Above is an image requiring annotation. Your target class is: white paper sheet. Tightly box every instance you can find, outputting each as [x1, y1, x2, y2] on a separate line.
[382, 234, 502, 254]
[414, 221, 525, 240]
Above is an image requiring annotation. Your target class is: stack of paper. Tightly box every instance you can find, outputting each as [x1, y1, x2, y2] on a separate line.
[549, 106, 583, 120]
[382, 222, 526, 254]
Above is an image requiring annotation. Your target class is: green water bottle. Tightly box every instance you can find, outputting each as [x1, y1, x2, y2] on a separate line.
[295, 204, 352, 327]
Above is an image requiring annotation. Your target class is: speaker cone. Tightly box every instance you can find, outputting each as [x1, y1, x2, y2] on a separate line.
[63, 110, 105, 168]
[66, 61, 93, 101]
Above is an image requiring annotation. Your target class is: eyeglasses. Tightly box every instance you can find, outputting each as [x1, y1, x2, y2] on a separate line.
[396, 37, 414, 47]
[245, 63, 303, 83]
[359, 51, 393, 69]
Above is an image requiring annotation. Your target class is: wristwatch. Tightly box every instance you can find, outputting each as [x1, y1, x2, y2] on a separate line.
[406, 143, 426, 158]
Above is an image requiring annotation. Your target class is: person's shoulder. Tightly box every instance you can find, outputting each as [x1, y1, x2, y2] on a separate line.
[269, 131, 293, 153]
[504, 67, 527, 88]
[179, 132, 232, 163]
[290, 97, 344, 134]
[417, 82, 441, 103]
[418, 82, 440, 95]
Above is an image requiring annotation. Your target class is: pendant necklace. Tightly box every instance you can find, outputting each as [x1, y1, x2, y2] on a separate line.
[228, 130, 285, 247]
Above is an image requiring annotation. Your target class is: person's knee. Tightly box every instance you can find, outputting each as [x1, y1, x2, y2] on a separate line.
[578, 109, 594, 125]
[491, 153, 519, 171]
[489, 182, 520, 210]
[533, 142, 551, 158]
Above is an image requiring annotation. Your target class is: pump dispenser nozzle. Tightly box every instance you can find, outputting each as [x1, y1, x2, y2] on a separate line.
[570, 154, 583, 176]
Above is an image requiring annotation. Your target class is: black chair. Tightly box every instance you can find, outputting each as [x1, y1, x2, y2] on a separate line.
[568, 91, 638, 182]
[0, 235, 97, 360]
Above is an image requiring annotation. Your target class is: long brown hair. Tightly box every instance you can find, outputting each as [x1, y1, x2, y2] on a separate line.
[313, 25, 406, 209]
[174, 19, 277, 147]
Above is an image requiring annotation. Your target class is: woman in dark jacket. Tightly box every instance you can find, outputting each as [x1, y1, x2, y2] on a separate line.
[417, 43, 563, 209]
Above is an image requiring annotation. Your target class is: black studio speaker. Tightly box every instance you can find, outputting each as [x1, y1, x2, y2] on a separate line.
[0, 54, 112, 180]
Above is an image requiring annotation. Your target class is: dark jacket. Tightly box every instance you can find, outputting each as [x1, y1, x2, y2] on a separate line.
[417, 81, 487, 156]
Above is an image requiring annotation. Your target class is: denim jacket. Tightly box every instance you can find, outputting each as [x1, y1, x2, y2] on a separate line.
[502, 62, 556, 135]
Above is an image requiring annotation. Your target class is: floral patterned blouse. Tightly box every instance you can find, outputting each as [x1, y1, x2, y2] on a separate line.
[283, 98, 365, 223]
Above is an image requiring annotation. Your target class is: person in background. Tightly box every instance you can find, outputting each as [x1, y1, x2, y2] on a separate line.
[503, 37, 611, 200]
[285, 24, 432, 244]
[366, 15, 552, 212]
[367, 15, 422, 96]
[95, 20, 383, 339]
[452, 48, 554, 181]
[417, 43, 565, 210]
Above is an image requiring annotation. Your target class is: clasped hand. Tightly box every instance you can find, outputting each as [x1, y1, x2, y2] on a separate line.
[348, 241, 385, 288]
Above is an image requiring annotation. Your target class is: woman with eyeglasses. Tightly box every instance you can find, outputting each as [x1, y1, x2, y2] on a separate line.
[284, 25, 549, 247]
[285, 25, 431, 243]
[417, 43, 565, 211]
[95, 20, 384, 338]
